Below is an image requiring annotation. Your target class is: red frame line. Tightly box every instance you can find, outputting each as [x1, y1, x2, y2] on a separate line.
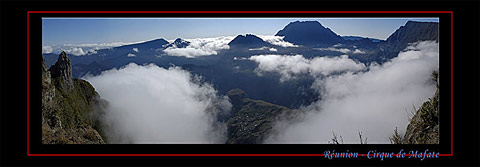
[27, 10, 453, 157]
[28, 11, 453, 14]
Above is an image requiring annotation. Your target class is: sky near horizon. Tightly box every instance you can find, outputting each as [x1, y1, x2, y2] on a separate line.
[42, 18, 439, 46]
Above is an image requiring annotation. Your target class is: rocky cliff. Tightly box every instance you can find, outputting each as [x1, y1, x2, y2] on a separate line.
[42, 51, 107, 144]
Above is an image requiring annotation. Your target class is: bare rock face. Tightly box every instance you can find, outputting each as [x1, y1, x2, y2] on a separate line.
[42, 51, 107, 144]
[42, 54, 55, 104]
[49, 51, 74, 92]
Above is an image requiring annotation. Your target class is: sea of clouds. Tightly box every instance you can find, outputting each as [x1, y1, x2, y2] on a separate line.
[82, 39, 438, 144]
[249, 54, 366, 82]
[262, 41, 439, 143]
[84, 63, 231, 144]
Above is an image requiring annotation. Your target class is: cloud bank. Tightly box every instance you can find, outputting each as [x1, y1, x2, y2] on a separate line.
[42, 46, 53, 54]
[315, 47, 352, 54]
[265, 41, 439, 143]
[258, 35, 298, 47]
[314, 43, 366, 54]
[84, 63, 230, 143]
[249, 54, 366, 81]
[63, 47, 88, 56]
[42, 41, 141, 56]
[249, 47, 278, 52]
[163, 36, 234, 58]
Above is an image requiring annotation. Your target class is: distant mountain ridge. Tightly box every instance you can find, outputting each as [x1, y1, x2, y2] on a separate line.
[376, 21, 439, 61]
[386, 21, 439, 44]
[114, 38, 169, 50]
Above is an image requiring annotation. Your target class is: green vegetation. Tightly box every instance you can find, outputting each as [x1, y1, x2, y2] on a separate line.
[42, 53, 106, 144]
[391, 70, 439, 144]
[225, 89, 298, 144]
[52, 78, 99, 128]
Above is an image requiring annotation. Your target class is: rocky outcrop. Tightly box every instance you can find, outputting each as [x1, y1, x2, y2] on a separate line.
[225, 89, 297, 144]
[42, 52, 107, 144]
[48, 51, 73, 92]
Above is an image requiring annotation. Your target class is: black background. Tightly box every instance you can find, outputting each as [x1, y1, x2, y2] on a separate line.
[1, 0, 479, 166]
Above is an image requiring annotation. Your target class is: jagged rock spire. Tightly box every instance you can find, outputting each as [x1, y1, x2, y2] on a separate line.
[48, 51, 73, 91]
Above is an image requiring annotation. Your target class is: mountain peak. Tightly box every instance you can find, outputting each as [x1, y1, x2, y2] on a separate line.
[228, 34, 269, 48]
[48, 51, 74, 91]
[291, 20, 323, 26]
[166, 38, 190, 48]
[275, 21, 344, 46]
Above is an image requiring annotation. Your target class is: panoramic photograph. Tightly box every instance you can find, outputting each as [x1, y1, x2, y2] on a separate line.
[41, 18, 439, 144]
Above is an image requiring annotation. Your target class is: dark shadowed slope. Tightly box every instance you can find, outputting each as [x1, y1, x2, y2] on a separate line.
[275, 21, 344, 46]
[225, 89, 298, 144]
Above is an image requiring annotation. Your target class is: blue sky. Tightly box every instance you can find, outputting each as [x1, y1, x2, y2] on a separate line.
[42, 18, 439, 46]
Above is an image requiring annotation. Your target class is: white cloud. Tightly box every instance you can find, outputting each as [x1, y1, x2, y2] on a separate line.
[127, 53, 136, 57]
[42, 46, 53, 54]
[42, 41, 145, 56]
[63, 42, 135, 48]
[248, 47, 278, 52]
[163, 36, 234, 58]
[332, 43, 343, 47]
[353, 49, 365, 54]
[233, 57, 248, 61]
[87, 48, 98, 55]
[64, 47, 87, 56]
[84, 63, 230, 144]
[315, 47, 352, 54]
[133, 48, 139, 52]
[249, 54, 366, 81]
[163, 47, 217, 58]
[265, 41, 439, 144]
[258, 35, 298, 47]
